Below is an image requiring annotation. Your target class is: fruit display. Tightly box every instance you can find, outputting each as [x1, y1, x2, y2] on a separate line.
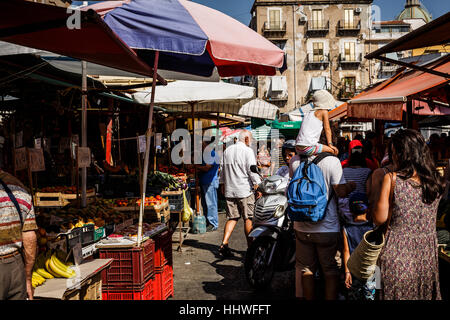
[110, 222, 163, 239]
[136, 195, 167, 207]
[36, 199, 131, 235]
[32, 250, 76, 288]
[147, 171, 188, 191]
[99, 196, 168, 208]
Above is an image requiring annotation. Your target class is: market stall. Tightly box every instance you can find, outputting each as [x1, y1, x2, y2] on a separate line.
[1, 0, 285, 301]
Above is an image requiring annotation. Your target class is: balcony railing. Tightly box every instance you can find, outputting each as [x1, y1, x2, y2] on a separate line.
[337, 19, 361, 34]
[339, 53, 362, 63]
[263, 21, 287, 32]
[338, 89, 356, 100]
[380, 65, 398, 73]
[306, 53, 330, 64]
[306, 20, 329, 35]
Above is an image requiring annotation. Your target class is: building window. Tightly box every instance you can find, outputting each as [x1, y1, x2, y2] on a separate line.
[272, 40, 286, 51]
[312, 9, 323, 29]
[344, 42, 356, 61]
[344, 9, 354, 29]
[343, 77, 356, 95]
[313, 42, 324, 62]
[268, 8, 282, 30]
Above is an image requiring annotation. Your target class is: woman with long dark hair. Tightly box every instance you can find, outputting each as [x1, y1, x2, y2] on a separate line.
[373, 129, 445, 300]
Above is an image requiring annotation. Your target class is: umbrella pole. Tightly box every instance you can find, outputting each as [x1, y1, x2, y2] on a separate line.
[81, 60, 87, 208]
[192, 103, 199, 215]
[137, 51, 160, 247]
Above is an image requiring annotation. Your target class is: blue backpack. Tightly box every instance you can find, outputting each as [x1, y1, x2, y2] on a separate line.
[287, 153, 335, 222]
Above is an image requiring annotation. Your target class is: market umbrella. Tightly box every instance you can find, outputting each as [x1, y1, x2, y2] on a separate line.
[85, 0, 284, 78]
[85, 0, 284, 245]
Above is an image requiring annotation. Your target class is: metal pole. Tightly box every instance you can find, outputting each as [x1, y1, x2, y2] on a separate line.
[137, 51, 160, 247]
[406, 99, 413, 129]
[81, 60, 87, 207]
[292, 5, 297, 109]
[192, 103, 199, 215]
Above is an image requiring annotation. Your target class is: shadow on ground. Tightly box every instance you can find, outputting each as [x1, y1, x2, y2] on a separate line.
[181, 239, 245, 262]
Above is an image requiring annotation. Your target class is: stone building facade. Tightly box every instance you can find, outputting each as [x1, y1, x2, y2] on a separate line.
[250, 0, 373, 113]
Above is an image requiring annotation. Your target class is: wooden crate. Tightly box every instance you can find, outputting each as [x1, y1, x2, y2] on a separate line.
[34, 192, 69, 207]
[62, 189, 96, 200]
[63, 273, 102, 300]
[143, 200, 170, 224]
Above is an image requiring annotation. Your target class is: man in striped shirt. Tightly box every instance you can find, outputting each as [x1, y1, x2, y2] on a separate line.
[0, 170, 37, 300]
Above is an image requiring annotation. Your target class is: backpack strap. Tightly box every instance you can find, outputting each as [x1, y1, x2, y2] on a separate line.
[0, 178, 24, 227]
[312, 152, 336, 166]
[313, 152, 337, 220]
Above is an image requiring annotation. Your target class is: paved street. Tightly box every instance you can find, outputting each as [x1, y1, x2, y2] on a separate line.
[171, 212, 296, 300]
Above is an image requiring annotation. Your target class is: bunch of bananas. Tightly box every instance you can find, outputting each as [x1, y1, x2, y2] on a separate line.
[32, 250, 76, 287]
[31, 271, 46, 288]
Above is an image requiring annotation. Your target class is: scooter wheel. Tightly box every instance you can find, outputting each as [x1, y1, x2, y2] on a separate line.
[244, 236, 276, 290]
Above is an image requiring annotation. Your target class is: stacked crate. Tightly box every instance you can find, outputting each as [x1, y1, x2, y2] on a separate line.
[152, 230, 174, 300]
[100, 238, 155, 300]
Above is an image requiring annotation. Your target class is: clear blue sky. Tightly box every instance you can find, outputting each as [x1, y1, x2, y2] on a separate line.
[191, 0, 449, 25]
[73, 1, 449, 25]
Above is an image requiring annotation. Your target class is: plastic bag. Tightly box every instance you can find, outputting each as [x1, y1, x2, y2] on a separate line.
[181, 189, 193, 223]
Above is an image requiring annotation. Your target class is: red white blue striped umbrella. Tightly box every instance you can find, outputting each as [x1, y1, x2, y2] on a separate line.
[86, 0, 285, 77]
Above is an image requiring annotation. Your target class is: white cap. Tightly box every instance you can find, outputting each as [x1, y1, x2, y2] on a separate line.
[312, 90, 336, 110]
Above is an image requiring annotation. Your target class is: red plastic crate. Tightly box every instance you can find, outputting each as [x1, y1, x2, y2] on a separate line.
[100, 238, 155, 288]
[154, 231, 173, 268]
[102, 277, 154, 300]
[153, 264, 173, 300]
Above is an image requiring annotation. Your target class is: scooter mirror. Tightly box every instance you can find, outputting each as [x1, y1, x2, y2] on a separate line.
[250, 165, 260, 174]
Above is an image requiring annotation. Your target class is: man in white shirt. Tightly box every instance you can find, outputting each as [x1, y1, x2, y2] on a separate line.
[218, 130, 261, 257]
[289, 153, 355, 300]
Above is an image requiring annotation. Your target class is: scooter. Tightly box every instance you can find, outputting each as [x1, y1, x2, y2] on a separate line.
[244, 165, 296, 290]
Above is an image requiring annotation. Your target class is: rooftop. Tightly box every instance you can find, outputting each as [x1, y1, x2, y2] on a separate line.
[396, 0, 432, 23]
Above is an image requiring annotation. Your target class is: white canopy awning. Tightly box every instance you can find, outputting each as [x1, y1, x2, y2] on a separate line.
[238, 98, 279, 120]
[130, 80, 283, 119]
[132, 80, 254, 104]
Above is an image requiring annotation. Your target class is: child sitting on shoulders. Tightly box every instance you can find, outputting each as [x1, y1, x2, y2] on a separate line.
[295, 90, 339, 156]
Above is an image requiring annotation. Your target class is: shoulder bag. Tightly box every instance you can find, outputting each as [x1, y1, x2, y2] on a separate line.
[0, 178, 24, 227]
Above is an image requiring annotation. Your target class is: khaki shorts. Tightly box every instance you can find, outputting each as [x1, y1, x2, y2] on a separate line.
[295, 231, 340, 276]
[225, 194, 255, 220]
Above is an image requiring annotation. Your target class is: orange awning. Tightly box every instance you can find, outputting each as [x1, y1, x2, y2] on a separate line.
[329, 102, 348, 120]
[335, 56, 450, 121]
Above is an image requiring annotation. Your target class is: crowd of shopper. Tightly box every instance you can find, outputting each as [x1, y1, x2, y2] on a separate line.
[216, 89, 448, 301]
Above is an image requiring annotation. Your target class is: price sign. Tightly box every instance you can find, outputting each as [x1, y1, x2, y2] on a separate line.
[77, 147, 91, 168]
[28, 148, 45, 172]
[34, 138, 42, 149]
[138, 135, 146, 153]
[15, 147, 27, 171]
